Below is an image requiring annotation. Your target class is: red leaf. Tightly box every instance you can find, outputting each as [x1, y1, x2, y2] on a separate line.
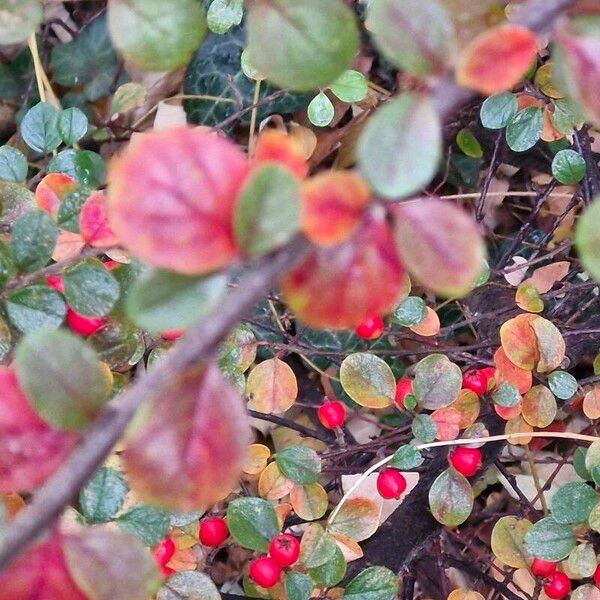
[124, 363, 251, 510]
[300, 171, 370, 246]
[280, 216, 405, 328]
[35, 173, 77, 218]
[0, 531, 86, 600]
[253, 129, 309, 180]
[456, 25, 538, 95]
[393, 197, 485, 297]
[79, 191, 118, 247]
[107, 126, 249, 274]
[0, 367, 78, 493]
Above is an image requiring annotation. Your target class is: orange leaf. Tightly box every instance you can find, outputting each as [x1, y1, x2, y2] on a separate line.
[505, 415, 533, 445]
[107, 126, 249, 275]
[494, 402, 522, 421]
[246, 358, 298, 414]
[409, 306, 440, 337]
[35, 173, 77, 218]
[300, 171, 370, 246]
[499, 314, 539, 371]
[79, 191, 118, 247]
[522, 261, 570, 294]
[280, 217, 405, 329]
[431, 406, 461, 441]
[253, 129, 309, 180]
[124, 363, 251, 510]
[493, 347, 532, 394]
[449, 389, 480, 429]
[52, 230, 85, 262]
[583, 387, 600, 420]
[456, 25, 538, 95]
[541, 107, 564, 142]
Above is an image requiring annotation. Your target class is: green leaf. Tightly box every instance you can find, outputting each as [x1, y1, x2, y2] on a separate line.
[56, 188, 88, 233]
[428, 467, 474, 526]
[505, 107, 543, 152]
[63, 259, 120, 317]
[551, 149, 586, 185]
[340, 352, 395, 409]
[411, 413, 436, 442]
[57, 108, 88, 146]
[112, 83, 147, 114]
[0, 0, 43, 45]
[207, 0, 243, 34]
[276, 445, 321, 485]
[299, 523, 338, 569]
[20, 102, 62, 154]
[51, 15, 120, 101]
[548, 370, 578, 400]
[492, 383, 521, 408]
[390, 445, 424, 470]
[184, 25, 307, 127]
[49, 149, 105, 189]
[285, 572, 313, 600]
[574, 447, 591, 481]
[330, 70, 368, 103]
[227, 497, 279, 551]
[307, 92, 335, 127]
[108, 0, 207, 72]
[524, 517, 576, 561]
[343, 566, 399, 600]
[246, 0, 358, 92]
[576, 195, 600, 282]
[480, 93, 518, 129]
[14, 328, 111, 430]
[117, 505, 170, 546]
[158, 571, 221, 600]
[233, 164, 300, 256]
[367, 0, 455, 76]
[79, 467, 128, 523]
[550, 482, 598, 524]
[413, 354, 462, 410]
[308, 544, 346, 588]
[126, 270, 227, 333]
[552, 98, 583, 134]
[456, 128, 483, 159]
[89, 318, 143, 371]
[393, 296, 427, 327]
[6, 285, 65, 333]
[0, 146, 27, 182]
[0, 316, 11, 362]
[358, 92, 441, 199]
[10, 210, 57, 272]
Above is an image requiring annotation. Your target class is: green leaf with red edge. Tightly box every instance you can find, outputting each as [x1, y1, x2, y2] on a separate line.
[0, 530, 87, 599]
[522, 385, 557, 428]
[428, 467, 474, 526]
[107, 126, 249, 275]
[328, 497, 380, 542]
[246, 0, 359, 92]
[392, 197, 485, 297]
[340, 352, 395, 409]
[300, 171, 370, 246]
[576, 194, 600, 282]
[456, 25, 538, 95]
[0, 366, 79, 493]
[357, 92, 441, 199]
[367, 0, 456, 76]
[554, 18, 600, 127]
[246, 357, 298, 414]
[35, 172, 77, 218]
[280, 217, 406, 329]
[412, 354, 462, 410]
[63, 527, 160, 600]
[79, 191, 118, 247]
[233, 163, 300, 257]
[14, 329, 112, 431]
[124, 363, 251, 510]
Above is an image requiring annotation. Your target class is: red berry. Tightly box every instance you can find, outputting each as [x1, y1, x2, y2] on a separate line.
[531, 558, 557, 577]
[317, 400, 345, 429]
[543, 572, 571, 599]
[66, 307, 106, 336]
[376, 468, 407, 499]
[153, 538, 175, 568]
[462, 369, 488, 396]
[248, 557, 281, 588]
[594, 563, 600, 587]
[162, 328, 184, 341]
[355, 315, 384, 340]
[199, 517, 229, 547]
[103, 260, 119, 270]
[269, 534, 300, 567]
[46, 274, 65, 294]
[449, 447, 482, 477]
[395, 378, 413, 409]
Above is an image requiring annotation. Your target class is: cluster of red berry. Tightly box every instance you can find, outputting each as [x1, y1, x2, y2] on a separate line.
[529, 557, 600, 597]
[248, 534, 300, 588]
